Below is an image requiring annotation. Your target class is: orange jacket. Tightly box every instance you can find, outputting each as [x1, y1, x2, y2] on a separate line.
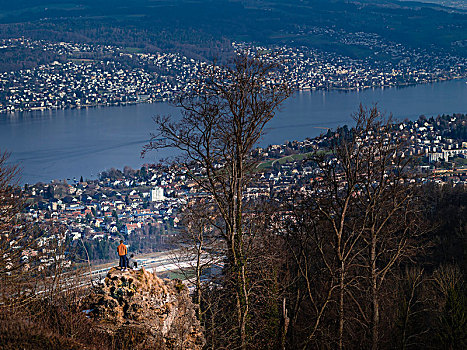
[117, 243, 127, 256]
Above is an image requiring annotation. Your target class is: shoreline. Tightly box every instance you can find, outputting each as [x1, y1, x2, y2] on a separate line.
[2, 76, 465, 116]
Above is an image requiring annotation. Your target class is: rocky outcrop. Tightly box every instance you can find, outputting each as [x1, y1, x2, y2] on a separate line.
[85, 267, 204, 349]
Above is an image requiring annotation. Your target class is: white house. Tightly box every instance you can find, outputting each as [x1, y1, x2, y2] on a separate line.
[150, 187, 165, 202]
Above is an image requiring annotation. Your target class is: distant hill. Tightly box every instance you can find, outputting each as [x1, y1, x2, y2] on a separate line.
[0, 0, 465, 59]
[398, 0, 467, 10]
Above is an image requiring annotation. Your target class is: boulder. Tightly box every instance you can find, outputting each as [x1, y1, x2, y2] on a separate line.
[85, 267, 204, 349]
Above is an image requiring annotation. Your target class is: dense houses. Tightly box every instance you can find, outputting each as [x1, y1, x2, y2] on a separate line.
[0, 39, 205, 113]
[252, 113, 467, 195]
[235, 40, 466, 91]
[23, 166, 190, 246]
[0, 36, 465, 113]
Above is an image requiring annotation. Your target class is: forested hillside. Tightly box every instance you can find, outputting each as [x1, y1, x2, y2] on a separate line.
[0, 0, 465, 60]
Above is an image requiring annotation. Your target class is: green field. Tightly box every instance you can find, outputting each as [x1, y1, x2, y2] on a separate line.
[69, 58, 97, 64]
[257, 152, 314, 170]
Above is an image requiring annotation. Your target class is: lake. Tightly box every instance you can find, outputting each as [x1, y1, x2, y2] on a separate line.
[1, 78, 466, 184]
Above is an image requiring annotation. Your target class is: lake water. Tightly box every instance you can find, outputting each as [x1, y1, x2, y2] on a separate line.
[1, 78, 466, 184]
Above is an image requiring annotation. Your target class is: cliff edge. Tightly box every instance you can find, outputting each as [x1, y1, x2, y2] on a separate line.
[85, 267, 204, 349]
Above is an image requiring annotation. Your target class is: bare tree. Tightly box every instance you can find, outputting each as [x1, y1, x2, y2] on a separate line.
[287, 105, 426, 349]
[344, 106, 425, 349]
[283, 195, 340, 348]
[0, 150, 39, 307]
[396, 267, 429, 350]
[0, 151, 24, 273]
[304, 108, 379, 349]
[143, 55, 291, 349]
[172, 200, 223, 322]
[432, 264, 467, 349]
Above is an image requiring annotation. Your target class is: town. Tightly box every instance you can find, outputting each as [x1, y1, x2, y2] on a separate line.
[0, 38, 206, 113]
[22, 113, 467, 262]
[0, 35, 465, 113]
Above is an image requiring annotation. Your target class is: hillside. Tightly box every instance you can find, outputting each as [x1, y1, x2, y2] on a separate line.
[0, 0, 465, 59]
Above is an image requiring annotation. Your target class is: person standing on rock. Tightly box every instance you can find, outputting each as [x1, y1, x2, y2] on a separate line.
[117, 240, 128, 271]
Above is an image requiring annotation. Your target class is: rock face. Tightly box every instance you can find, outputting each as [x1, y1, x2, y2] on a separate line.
[85, 267, 204, 349]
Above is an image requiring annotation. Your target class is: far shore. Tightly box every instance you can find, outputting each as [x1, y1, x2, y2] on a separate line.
[2, 76, 466, 116]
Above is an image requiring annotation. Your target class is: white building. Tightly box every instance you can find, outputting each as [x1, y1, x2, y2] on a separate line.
[428, 148, 467, 163]
[150, 187, 165, 202]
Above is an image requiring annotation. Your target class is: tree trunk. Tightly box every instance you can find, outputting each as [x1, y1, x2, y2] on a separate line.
[236, 246, 248, 350]
[339, 260, 345, 350]
[280, 297, 290, 350]
[196, 245, 202, 322]
[235, 152, 249, 350]
[371, 233, 379, 350]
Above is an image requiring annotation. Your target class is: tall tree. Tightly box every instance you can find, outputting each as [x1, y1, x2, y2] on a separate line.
[173, 200, 222, 323]
[287, 105, 426, 348]
[347, 106, 425, 349]
[0, 150, 34, 305]
[143, 55, 291, 348]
